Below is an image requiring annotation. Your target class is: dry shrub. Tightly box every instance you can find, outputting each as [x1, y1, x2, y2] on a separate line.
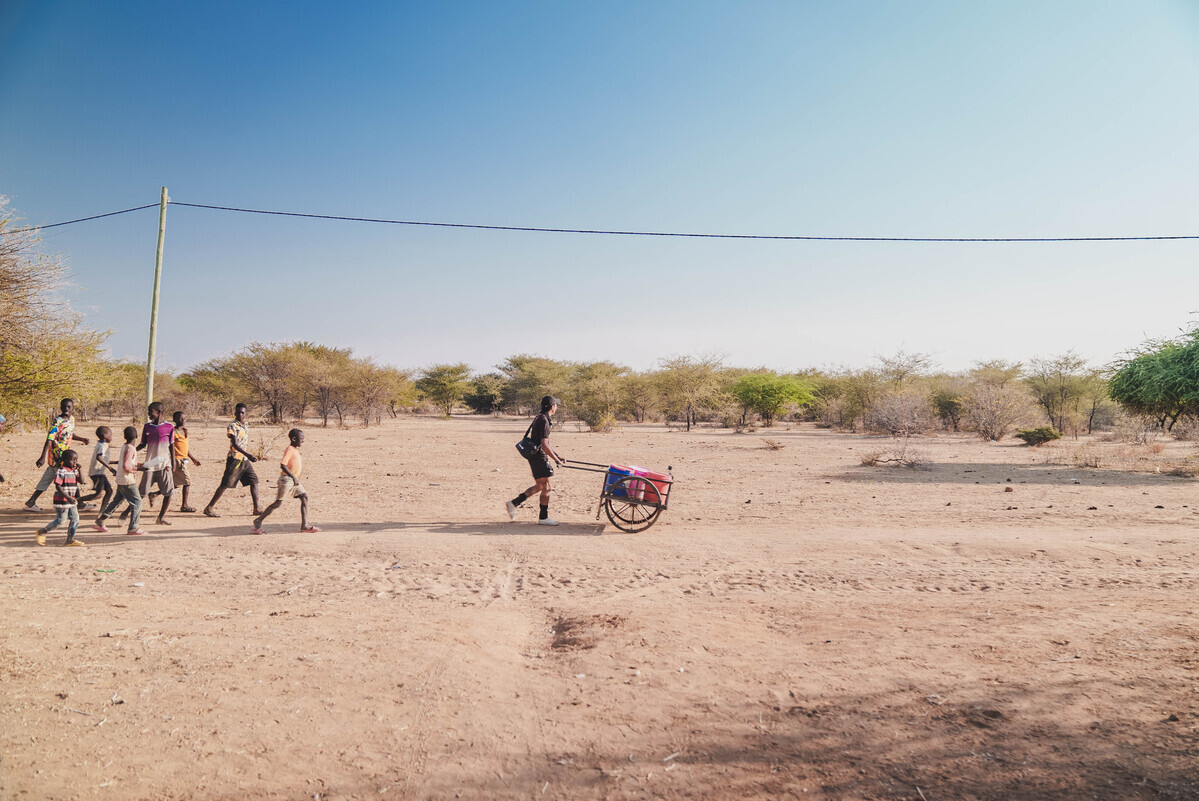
[866, 389, 935, 437]
[1170, 416, 1199, 441]
[1072, 444, 1103, 469]
[860, 439, 929, 469]
[1108, 411, 1165, 445]
[961, 382, 1039, 441]
[761, 438, 784, 451]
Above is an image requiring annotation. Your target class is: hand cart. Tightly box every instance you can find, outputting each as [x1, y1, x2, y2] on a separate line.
[561, 460, 674, 533]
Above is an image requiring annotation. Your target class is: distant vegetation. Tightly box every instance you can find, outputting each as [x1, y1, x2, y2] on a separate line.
[4, 199, 1199, 442]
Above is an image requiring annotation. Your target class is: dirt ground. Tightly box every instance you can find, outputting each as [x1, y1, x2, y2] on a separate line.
[1, 416, 1197, 800]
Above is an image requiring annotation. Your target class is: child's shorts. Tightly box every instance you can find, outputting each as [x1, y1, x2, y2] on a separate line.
[276, 476, 305, 500]
[173, 459, 192, 487]
[140, 468, 174, 497]
[89, 473, 113, 495]
[221, 456, 258, 488]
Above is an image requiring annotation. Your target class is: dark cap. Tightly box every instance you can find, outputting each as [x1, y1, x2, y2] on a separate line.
[541, 395, 561, 411]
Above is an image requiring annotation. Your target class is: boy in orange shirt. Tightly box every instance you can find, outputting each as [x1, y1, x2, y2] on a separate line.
[250, 429, 319, 535]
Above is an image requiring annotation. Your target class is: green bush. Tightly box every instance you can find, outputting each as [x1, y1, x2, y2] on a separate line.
[1014, 426, 1062, 446]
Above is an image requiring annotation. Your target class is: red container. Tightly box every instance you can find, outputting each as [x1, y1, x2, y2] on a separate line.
[627, 466, 670, 503]
[638, 469, 672, 502]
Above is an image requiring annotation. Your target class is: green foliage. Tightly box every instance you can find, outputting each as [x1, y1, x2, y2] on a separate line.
[498, 355, 571, 414]
[463, 373, 507, 415]
[928, 377, 965, 431]
[565, 361, 628, 432]
[618, 372, 659, 423]
[1014, 426, 1062, 446]
[1025, 352, 1110, 435]
[416, 363, 472, 416]
[656, 354, 725, 431]
[730, 373, 814, 427]
[1109, 329, 1199, 430]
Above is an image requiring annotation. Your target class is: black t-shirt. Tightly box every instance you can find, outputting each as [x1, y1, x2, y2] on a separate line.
[530, 413, 551, 447]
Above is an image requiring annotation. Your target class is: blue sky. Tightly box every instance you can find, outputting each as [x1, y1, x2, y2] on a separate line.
[3, 1, 1199, 375]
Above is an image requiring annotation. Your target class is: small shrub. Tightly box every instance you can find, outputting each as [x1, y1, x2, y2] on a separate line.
[1072, 445, 1102, 468]
[761, 438, 784, 451]
[1171, 416, 1199, 441]
[1015, 427, 1062, 446]
[860, 439, 929, 469]
[588, 412, 619, 434]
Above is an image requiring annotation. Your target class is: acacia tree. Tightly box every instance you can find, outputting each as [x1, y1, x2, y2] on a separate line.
[352, 359, 409, 426]
[416, 363, 472, 416]
[464, 373, 507, 415]
[299, 344, 354, 426]
[498, 355, 571, 414]
[0, 199, 107, 425]
[657, 354, 724, 431]
[730, 373, 813, 427]
[1109, 329, 1199, 429]
[619, 372, 659, 423]
[566, 361, 628, 431]
[1025, 352, 1093, 434]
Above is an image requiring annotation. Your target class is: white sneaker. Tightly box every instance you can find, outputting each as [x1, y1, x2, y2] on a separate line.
[537, 517, 560, 526]
[505, 501, 517, 521]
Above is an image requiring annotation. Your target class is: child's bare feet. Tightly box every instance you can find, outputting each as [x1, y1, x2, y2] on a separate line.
[156, 518, 171, 525]
[203, 507, 219, 518]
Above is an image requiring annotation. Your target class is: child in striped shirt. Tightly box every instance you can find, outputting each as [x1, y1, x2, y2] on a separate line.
[36, 449, 84, 547]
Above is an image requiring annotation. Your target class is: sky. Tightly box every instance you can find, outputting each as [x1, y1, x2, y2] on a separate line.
[2, 1, 1199, 376]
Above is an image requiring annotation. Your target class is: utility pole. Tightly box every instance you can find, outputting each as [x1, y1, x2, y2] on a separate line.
[145, 186, 168, 408]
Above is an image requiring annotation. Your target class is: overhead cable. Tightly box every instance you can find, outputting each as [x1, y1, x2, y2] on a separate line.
[5, 204, 159, 234]
[167, 202, 1199, 242]
[7, 199, 1199, 242]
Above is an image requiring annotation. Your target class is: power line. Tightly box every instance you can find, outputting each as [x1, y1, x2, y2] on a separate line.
[5, 204, 159, 234]
[7, 199, 1199, 242]
[168, 202, 1199, 242]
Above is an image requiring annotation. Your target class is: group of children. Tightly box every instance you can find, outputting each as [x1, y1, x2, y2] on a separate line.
[24, 398, 319, 547]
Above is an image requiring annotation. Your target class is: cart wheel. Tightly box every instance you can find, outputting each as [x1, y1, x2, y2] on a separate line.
[604, 477, 663, 533]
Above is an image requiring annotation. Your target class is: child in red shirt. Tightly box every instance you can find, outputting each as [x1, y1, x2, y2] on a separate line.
[36, 449, 84, 546]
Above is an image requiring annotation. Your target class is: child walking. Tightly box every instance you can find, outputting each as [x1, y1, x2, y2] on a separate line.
[25, 398, 90, 512]
[251, 429, 320, 534]
[137, 402, 175, 526]
[168, 411, 201, 512]
[204, 403, 262, 517]
[93, 427, 147, 536]
[35, 449, 85, 546]
[80, 427, 117, 511]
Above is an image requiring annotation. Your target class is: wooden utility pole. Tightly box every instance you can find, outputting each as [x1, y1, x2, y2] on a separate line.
[145, 186, 168, 408]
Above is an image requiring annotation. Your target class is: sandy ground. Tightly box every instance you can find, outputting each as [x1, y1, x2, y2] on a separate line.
[1, 416, 1197, 800]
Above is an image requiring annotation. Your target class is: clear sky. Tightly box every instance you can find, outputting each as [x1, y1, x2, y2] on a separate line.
[3, 1, 1199, 376]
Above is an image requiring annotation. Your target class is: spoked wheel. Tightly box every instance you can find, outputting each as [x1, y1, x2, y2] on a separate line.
[603, 476, 663, 533]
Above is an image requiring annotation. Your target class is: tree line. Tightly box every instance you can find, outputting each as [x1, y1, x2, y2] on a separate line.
[2, 198, 1194, 440]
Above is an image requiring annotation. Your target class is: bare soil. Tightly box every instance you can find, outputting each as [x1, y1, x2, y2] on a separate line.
[1, 417, 1197, 800]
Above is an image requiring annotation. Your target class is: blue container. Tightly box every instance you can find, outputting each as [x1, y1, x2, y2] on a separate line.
[605, 464, 633, 496]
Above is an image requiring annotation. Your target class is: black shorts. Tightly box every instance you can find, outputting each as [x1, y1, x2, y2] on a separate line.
[529, 453, 554, 480]
[221, 456, 258, 488]
[89, 474, 113, 495]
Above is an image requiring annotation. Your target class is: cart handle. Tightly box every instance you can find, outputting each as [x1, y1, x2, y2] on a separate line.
[559, 459, 674, 482]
